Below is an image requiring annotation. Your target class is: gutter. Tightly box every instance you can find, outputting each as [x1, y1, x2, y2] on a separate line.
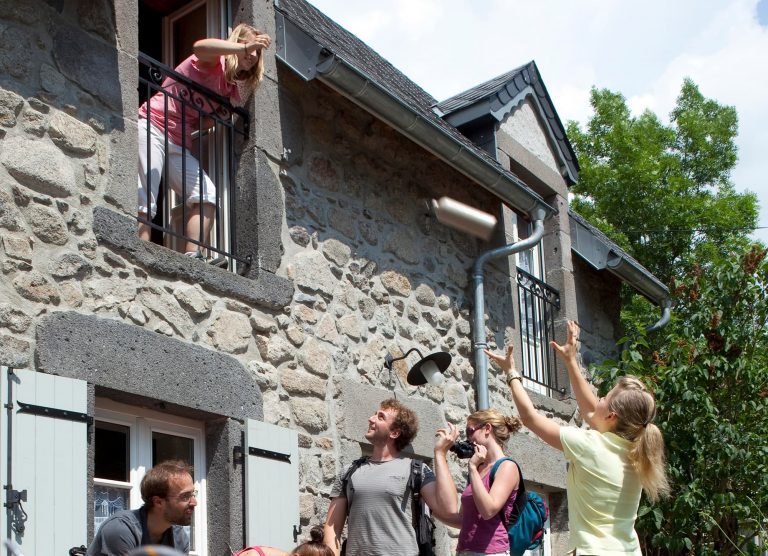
[570, 212, 672, 332]
[274, 11, 556, 220]
[472, 207, 547, 410]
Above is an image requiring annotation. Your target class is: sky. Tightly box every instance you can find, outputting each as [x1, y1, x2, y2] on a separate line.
[306, 0, 768, 244]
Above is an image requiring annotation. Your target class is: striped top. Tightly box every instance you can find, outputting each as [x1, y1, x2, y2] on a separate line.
[331, 457, 435, 556]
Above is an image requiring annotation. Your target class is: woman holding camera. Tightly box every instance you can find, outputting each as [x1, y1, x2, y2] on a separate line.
[433, 410, 522, 555]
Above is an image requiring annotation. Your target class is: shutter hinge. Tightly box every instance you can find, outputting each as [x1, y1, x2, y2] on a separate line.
[233, 445, 292, 464]
[16, 401, 93, 425]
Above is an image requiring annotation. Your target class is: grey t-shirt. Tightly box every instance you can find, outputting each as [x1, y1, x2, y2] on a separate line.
[330, 457, 436, 556]
[86, 507, 190, 556]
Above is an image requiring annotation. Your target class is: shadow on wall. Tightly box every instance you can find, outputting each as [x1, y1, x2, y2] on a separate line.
[1, 1, 125, 132]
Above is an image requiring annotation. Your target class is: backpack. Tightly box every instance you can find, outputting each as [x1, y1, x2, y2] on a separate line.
[341, 457, 435, 556]
[489, 457, 549, 556]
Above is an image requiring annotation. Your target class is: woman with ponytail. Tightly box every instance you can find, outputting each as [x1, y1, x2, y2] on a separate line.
[235, 525, 333, 556]
[433, 409, 523, 555]
[485, 320, 669, 555]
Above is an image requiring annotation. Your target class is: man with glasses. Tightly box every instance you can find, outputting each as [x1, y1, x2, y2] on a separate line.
[87, 460, 196, 556]
[323, 399, 445, 556]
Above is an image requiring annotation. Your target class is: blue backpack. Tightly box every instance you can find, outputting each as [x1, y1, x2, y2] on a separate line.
[489, 458, 549, 556]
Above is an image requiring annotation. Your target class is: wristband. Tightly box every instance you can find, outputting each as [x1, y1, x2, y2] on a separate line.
[507, 375, 522, 386]
[243, 44, 248, 55]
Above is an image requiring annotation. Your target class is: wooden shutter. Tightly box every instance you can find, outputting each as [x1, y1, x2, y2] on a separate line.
[1, 367, 88, 554]
[244, 419, 299, 550]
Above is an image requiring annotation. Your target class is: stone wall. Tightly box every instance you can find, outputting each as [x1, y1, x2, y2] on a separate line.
[273, 67, 578, 550]
[573, 255, 622, 367]
[0, 2, 628, 554]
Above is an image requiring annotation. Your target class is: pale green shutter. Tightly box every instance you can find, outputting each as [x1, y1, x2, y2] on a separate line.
[244, 419, 299, 551]
[1, 367, 88, 554]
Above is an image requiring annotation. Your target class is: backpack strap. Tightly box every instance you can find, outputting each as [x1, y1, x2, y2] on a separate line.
[489, 457, 527, 527]
[342, 456, 369, 511]
[409, 459, 423, 524]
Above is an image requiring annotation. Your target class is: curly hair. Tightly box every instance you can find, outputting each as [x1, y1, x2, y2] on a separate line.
[380, 398, 419, 451]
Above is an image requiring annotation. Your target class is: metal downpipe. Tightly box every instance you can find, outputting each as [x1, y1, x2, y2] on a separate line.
[646, 299, 672, 333]
[473, 211, 546, 410]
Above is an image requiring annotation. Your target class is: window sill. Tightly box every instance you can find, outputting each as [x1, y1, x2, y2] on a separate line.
[93, 206, 293, 309]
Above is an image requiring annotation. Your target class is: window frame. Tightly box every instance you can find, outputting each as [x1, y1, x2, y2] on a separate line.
[94, 398, 208, 555]
[511, 211, 560, 396]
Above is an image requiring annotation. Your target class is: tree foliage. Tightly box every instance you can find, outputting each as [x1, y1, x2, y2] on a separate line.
[567, 79, 759, 286]
[594, 245, 768, 555]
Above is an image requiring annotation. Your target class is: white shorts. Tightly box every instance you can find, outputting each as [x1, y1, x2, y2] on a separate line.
[137, 119, 216, 218]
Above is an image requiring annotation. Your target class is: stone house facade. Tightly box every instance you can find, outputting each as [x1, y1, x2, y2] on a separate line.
[0, 1, 669, 555]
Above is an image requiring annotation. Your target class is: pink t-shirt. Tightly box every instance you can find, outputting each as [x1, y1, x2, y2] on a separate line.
[457, 462, 518, 553]
[139, 54, 240, 151]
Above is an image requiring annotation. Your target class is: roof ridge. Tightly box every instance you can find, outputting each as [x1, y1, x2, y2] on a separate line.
[434, 62, 532, 111]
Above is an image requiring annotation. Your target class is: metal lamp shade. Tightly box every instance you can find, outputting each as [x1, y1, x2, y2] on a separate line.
[406, 351, 452, 386]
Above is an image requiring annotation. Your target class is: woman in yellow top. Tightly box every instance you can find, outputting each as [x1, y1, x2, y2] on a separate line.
[485, 321, 669, 555]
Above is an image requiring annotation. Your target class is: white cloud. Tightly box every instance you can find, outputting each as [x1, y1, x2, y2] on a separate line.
[307, 0, 768, 242]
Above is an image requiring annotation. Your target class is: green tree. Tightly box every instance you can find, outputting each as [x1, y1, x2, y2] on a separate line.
[595, 245, 768, 555]
[567, 79, 759, 286]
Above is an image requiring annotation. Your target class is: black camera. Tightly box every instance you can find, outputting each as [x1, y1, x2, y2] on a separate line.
[449, 441, 475, 459]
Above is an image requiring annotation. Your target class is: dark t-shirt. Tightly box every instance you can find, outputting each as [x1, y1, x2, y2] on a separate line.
[86, 507, 189, 556]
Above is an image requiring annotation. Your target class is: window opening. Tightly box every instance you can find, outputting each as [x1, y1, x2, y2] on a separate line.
[514, 215, 561, 395]
[93, 399, 207, 555]
[138, 0, 250, 274]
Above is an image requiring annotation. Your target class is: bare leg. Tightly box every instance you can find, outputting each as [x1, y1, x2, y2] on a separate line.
[138, 213, 151, 241]
[185, 203, 216, 254]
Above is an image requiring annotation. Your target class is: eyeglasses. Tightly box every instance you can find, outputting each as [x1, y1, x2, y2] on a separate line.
[465, 425, 481, 438]
[167, 489, 198, 502]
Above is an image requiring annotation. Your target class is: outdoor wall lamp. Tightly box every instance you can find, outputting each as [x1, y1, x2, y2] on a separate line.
[385, 348, 452, 386]
[429, 197, 498, 241]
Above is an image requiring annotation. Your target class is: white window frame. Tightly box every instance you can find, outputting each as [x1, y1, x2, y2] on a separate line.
[94, 398, 208, 555]
[512, 213, 551, 396]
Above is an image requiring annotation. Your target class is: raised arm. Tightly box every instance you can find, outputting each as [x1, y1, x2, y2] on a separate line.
[485, 345, 562, 450]
[423, 423, 462, 528]
[322, 496, 347, 556]
[550, 320, 599, 427]
[193, 33, 271, 66]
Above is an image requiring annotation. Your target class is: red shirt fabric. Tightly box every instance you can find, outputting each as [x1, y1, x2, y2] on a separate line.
[139, 54, 239, 151]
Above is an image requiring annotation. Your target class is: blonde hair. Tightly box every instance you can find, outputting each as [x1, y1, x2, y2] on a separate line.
[468, 408, 522, 448]
[224, 23, 265, 92]
[609, 376, 670, 502]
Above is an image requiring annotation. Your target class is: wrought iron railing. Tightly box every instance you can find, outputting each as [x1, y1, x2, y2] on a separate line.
[138, 52, 251, 272]
[516, 267, 563, 394]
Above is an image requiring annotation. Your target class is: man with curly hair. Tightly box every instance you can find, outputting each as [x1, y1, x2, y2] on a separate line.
[323, 399, 442, 556]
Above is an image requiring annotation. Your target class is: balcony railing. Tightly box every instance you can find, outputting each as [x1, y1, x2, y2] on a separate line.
[516, 267, 563, 394]
[138, 52, 250, 272]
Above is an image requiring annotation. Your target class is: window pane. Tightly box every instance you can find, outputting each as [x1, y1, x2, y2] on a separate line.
[95, 421, 130, 481]
[152, 432, 194, 470]
[94, 484, 130, 534]
[152, 432, 195, 550]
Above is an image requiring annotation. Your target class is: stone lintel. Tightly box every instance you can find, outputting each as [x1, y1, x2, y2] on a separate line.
[36, 311, 262, 421]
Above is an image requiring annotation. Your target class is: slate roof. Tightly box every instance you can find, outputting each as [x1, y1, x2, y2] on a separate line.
[275, 0, 536, 195]
[435, 64, 528, 114]
[436, 61, 580, 183]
